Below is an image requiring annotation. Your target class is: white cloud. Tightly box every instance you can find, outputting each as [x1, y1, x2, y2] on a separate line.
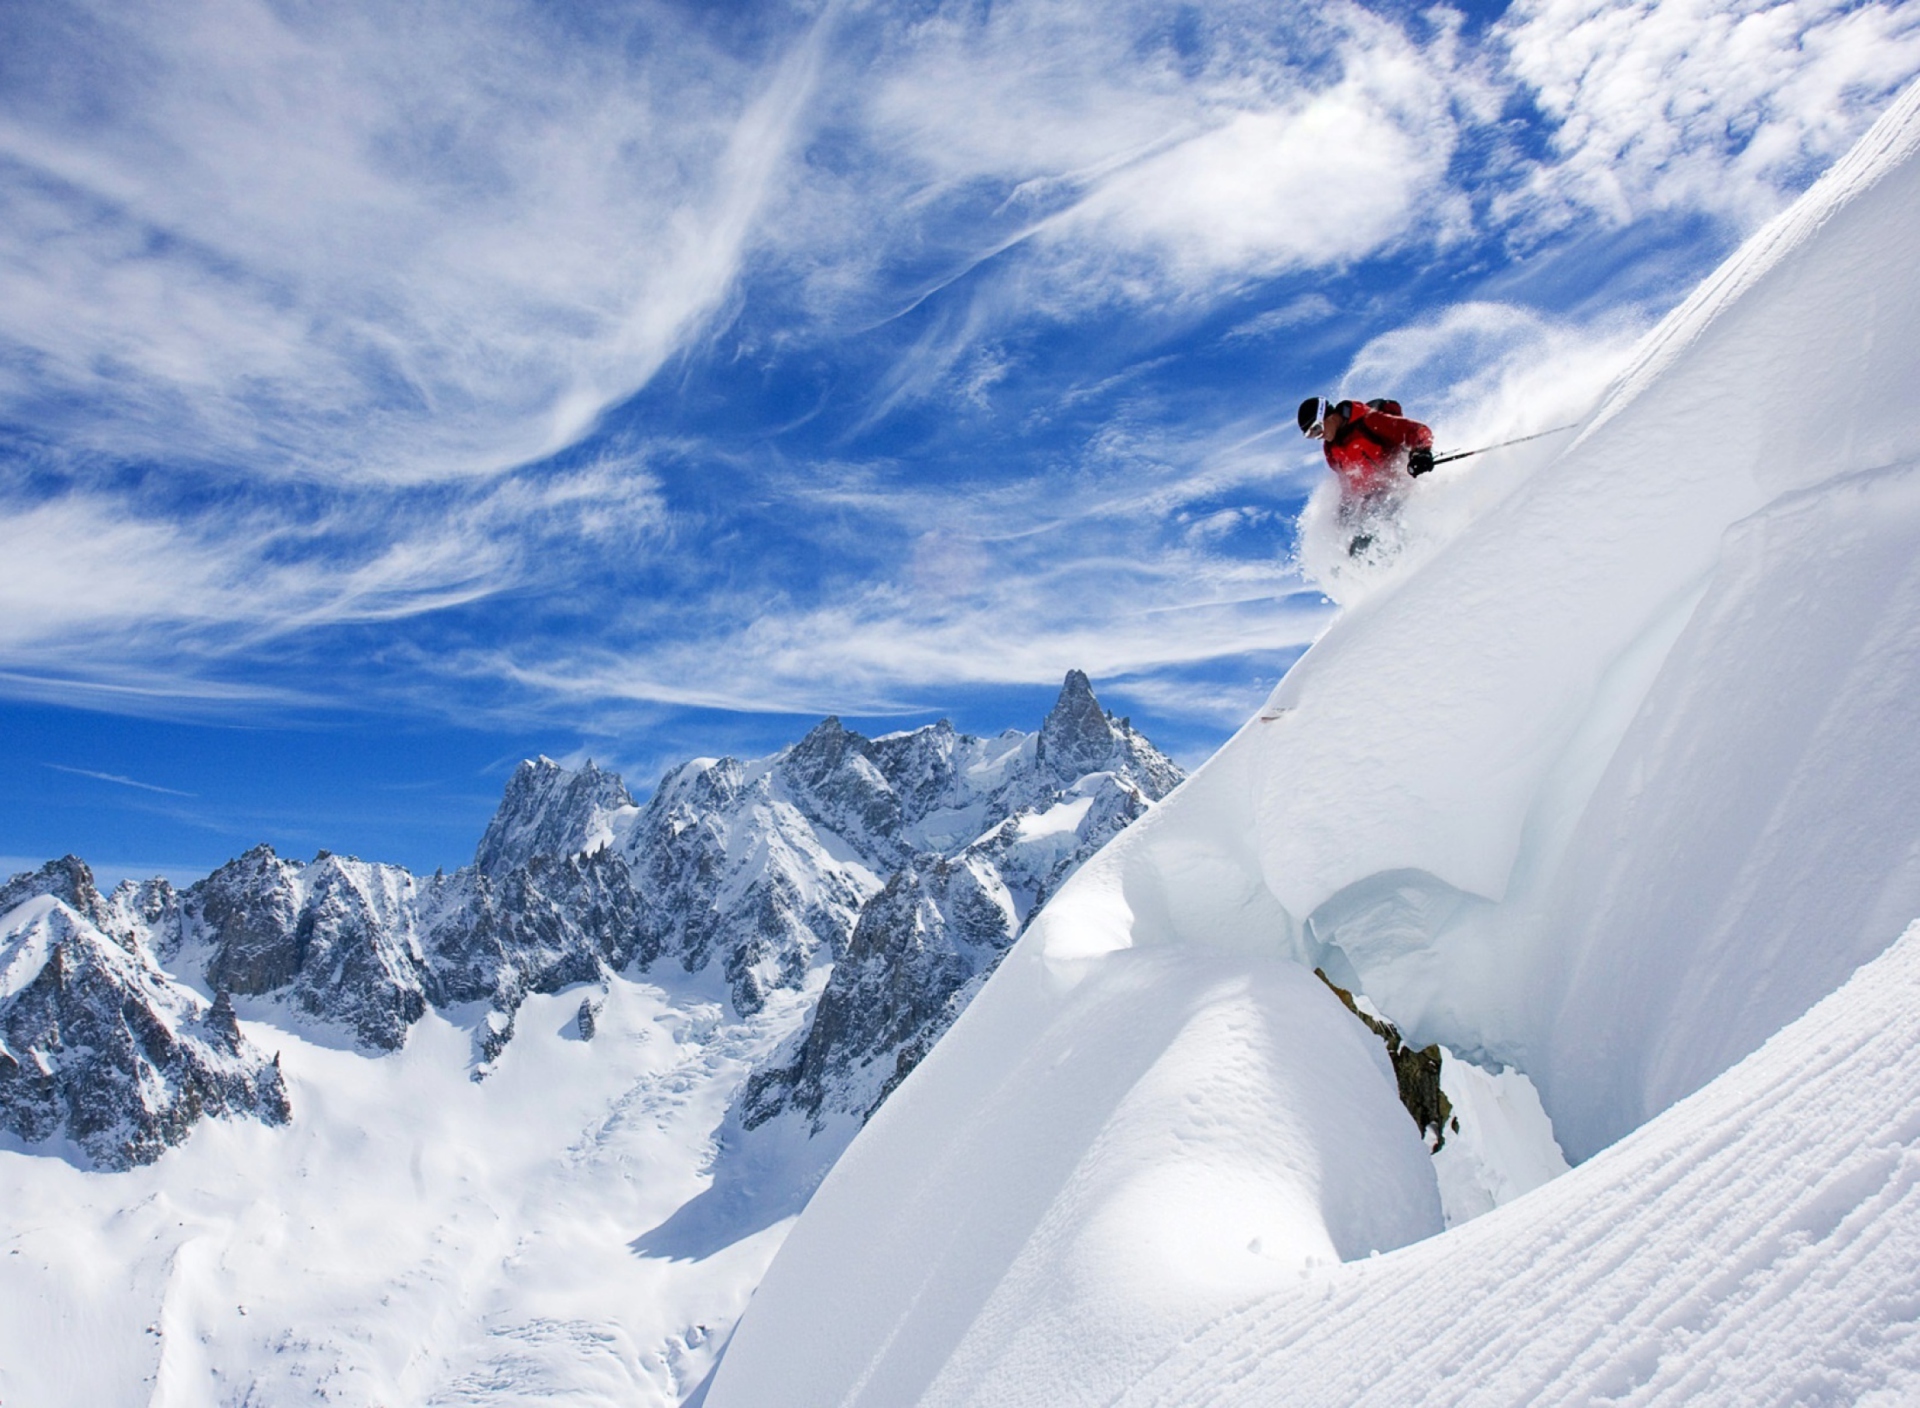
[434, 416, 1336, 720]
[1499, 0, 1920, 227]
[44, 764, 195, 798]
[0, 0, 820, 484]
[0, 450, 666, 699]
[1053, 33, 1460, 284]
[1225, 293, 1338, 340]
[480, 577, 1331, 719]
[5, 0, 1917, 737]
[764, 0, 1474, 354]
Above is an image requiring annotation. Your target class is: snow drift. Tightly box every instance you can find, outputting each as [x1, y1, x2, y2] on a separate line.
[708, 80, 1920, 1406]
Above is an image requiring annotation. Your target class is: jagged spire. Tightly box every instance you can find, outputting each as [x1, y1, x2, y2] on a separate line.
[1037, 669, 1116, 781]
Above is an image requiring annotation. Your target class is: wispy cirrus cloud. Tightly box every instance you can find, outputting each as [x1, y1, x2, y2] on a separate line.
[0, 449, 665, 708]
[2, 0, 1918, 749]
[44, 764, 195, 798]
[0, 0, 823, 485]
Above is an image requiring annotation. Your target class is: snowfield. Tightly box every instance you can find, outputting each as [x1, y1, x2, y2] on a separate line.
[0, 972, 800, 1407]
[707, 78, 1920, 1407]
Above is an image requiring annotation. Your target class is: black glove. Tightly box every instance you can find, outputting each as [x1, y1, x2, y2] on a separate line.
[1407, 447, 1434, 477]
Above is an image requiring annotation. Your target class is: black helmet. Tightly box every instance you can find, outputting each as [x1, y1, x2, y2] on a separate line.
[1296, 396, 1323, 435]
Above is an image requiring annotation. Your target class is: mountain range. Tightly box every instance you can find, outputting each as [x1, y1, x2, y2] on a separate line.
[0, 670, 1180, 1176]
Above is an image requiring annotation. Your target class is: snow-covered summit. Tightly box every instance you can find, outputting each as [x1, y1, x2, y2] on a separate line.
[707, 80, 1920, 1408]
[0, 675, 1182, 1402]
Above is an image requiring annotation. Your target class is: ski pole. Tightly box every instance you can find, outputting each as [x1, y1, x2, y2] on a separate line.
[1430, 423, 1578, 466]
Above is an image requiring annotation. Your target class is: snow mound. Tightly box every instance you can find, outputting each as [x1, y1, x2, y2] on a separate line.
[708, 78, 1920, 1407]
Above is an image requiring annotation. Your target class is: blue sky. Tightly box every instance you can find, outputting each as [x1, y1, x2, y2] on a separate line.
[3, 0, 1917, 883]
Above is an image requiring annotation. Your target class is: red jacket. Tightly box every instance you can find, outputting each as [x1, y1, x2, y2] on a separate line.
[1324, 399, 1433, 498]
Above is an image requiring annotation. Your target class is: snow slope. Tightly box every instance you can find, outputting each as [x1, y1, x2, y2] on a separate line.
[1116, 915, 1920, 1406]
[708, 78, 1920, 1406]
[0, 968, 802, 1407]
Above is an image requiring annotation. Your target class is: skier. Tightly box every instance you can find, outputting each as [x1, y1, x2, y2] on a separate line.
[1297, 395, 1435, 555]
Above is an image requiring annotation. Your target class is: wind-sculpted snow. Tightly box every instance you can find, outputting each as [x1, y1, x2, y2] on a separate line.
[713, 944, 1445, 1408]
[1113, 918, 1920, 1406]
[708, 80, 1920, 1408]
[1529, 459, 1920, 1157]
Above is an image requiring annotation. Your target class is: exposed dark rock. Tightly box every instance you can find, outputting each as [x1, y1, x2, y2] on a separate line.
[473, 757, 634, 879]
[424, 846, 646, 1014]
[103, 876, 183, 957]
[743, 855, 1015, 1130]
[0, 900, 289, 1169]
[623, 754, 868, 1014]
[1035, 670, 1184, 798]
[289, 857, 428, 1051]
[1036, 669, 1115, 781]
[474, 1005, 515, 1076]
[0, 855, 108, 928]
[205, 990, 245, 1054]
[744, 672, 1184, 1131]
[1315, 968, 1453, 1151]
[194, 845, 308, 996]
[779, 718, 906, 860]
[868, 719, 963, 829]
[187, 851, 428, 1052]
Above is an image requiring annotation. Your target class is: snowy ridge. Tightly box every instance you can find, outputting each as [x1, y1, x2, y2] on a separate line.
[473, 756, 636, 878]
[706, 78, 1920, 1407]
[0, 672, 1177, 1164]
[744, 674, 1183, 1132]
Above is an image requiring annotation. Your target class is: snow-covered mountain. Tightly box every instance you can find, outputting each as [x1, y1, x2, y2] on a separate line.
[705, 81, 1920, 1407]
[745, 672, 1183, 1131]
[0, 860, 287, 1170]
[0, 672, 1179, 1404]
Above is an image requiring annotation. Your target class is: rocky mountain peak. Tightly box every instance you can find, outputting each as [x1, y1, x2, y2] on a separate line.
[1037, 669, 1119, 782]
[0, 897, 290, 1168]
[195, 845, 307, 996]
[0, 673, 1186, 1167]
[474, 756, 635, 878]
[779, 718, 902, 848]
[0, 855, 107, 929]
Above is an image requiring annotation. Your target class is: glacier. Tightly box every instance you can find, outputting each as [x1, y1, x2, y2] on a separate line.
[705, 79, 1920, 1406]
